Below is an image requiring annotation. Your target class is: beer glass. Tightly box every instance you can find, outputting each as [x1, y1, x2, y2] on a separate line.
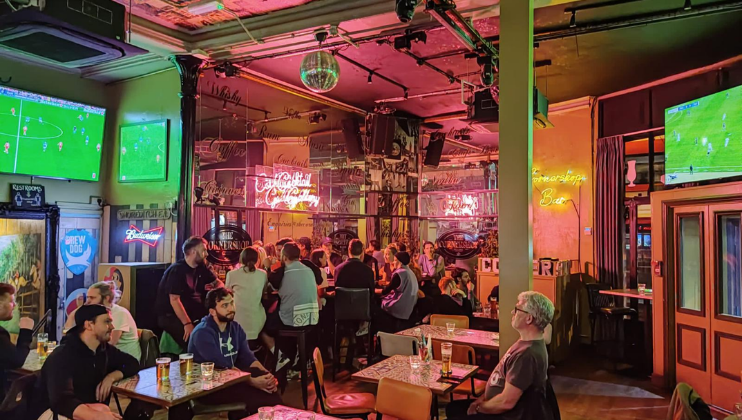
[156, 357, 171, 381]
[179, 353, 194, 375]
[46, 341, 57, 354]
[37, 333, 48, 360]
[446, 322, 456, 336]
[258, 406, 275, 420]
[201, 362, 215, 380]
[441, 342, 453, 377]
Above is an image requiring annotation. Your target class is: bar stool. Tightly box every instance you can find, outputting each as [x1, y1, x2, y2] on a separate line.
[276, 325, 315, 409]
[585, 283, 637, 359]
[333, 287, 372, 381]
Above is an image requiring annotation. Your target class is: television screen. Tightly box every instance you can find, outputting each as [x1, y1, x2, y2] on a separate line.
[118, 120, 169, 182]
[665, 84, 742, 185]
[0, 86, 105, 181]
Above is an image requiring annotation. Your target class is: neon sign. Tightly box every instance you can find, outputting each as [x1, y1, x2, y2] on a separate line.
[255, 165, 320, 211]
[532, 169, 586, 207]
[440, 194, 479, 216]
[124, 225, 164, 247]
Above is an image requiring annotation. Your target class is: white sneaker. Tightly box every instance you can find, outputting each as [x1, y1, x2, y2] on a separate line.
[276, 350, 291, 371]
[356, 321, 370, 336]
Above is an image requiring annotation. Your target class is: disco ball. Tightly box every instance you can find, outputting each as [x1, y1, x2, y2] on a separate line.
[300, 51, 340, 93]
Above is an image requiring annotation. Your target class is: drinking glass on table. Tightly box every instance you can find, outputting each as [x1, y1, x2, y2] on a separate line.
[156, 357, 171, 381]
[201, 362, 215, 380]
[446, 322, 456, 336]
[179, 353, 194, 375]
[37, 333, 48, 360]
[258, 406, 275, 420]
[483, 303, 491, 318]
[441, 342, 453, 377]
[409, 355, 421, 370]
[46, 341, 57, 354]
[638, 283, 647, 294]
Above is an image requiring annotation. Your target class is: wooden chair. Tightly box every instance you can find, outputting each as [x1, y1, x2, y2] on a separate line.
[431, 342, 485, 400]
[377, 331, 418, 357]
[430, 314, 469, 329]
[312, 348, 375, 419]
[376, 377, 432, 420]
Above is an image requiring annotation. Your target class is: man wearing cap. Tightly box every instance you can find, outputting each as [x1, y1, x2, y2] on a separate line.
[377, 251, 419, 333]
[37, 304, 143, 420]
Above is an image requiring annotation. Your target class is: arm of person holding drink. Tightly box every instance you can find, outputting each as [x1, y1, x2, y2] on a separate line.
[0, 316, 33, 369]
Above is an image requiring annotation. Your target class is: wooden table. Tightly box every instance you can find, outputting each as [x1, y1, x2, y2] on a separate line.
[397, 325, 500, 351]
[599, 288, 653, 300]
[351, 354, 478, 396]
[112, 362, 250, 419]
[600, 288, 653, 374]
[242, 405, 335, 420]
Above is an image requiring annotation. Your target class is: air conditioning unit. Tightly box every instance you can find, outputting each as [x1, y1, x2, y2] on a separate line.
[464, 87, 554, 131]
[0, 0, 146, 68]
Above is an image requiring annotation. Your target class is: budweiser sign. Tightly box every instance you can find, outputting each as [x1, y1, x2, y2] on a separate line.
[124, 225, 164, 247]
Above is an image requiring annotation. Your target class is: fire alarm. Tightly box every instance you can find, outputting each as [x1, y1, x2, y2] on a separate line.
[652, 261, 663, 276]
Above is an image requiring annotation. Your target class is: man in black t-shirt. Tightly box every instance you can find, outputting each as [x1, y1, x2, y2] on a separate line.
[446, 291, 555, 420]
[156, 236, 223, 349]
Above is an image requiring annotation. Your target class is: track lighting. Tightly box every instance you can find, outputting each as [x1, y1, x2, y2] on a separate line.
[683, 0, 692, 10]
[368, 73, 373, 84]
[569, 10, 576, 28]
[395, 0, 418, 23]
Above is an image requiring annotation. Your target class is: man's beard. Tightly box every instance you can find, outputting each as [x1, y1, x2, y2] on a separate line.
[217, 313, 235, 323]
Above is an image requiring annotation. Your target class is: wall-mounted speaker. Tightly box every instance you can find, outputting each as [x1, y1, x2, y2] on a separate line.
[424, 132, 445, 167]
[368, 114, 396, 156]
[341, 119, 364, 159]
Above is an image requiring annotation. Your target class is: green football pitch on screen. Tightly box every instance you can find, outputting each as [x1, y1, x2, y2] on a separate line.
[665, 84, 742, 185]
[119, 120, 168, 182]
[0, 86, 105, 181]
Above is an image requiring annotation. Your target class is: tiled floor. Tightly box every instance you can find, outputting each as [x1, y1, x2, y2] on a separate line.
[119, 347, 670, 420]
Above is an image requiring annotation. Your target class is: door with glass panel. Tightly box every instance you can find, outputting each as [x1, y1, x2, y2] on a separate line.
[673, 202, 742, 410]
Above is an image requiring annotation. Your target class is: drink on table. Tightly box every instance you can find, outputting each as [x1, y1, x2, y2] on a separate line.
[258, 406, 275, 420]
[46, 341, 57, 354]
[446, 322, 455, 336]
[156, 357, 171, 381]
[441, 342, 453, 377]
[201, 362, 215, 380]
[179, 353, 194, 376]
[37, 333, 48, 360]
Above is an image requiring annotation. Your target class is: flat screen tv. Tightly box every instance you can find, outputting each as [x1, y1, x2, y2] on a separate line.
[0, 86, 105, 181]
[118, 120, 169, 182]
[665, 84, 742, 185]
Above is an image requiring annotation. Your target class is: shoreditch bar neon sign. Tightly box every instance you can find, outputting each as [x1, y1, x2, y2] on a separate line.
[532, 169, 587, 207]
[255, 165, 320, 211]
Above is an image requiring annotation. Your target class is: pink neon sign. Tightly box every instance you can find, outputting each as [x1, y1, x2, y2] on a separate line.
[440, 194, 479, 216]
[254, 165, 320, 211]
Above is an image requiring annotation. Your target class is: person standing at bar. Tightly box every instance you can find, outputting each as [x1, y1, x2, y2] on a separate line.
[321, 237, 343, 278]
[418, 241, 444, 297]
[156, 236, 223, 349]
[367, 240, 385, 279]
[0, 283, 34, 404]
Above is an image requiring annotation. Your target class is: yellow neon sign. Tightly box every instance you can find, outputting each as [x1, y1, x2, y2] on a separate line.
[533, 169, 586, 207]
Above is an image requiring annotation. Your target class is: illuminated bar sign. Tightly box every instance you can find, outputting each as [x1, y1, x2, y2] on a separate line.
[440, 194, 479, 216]
[532, 169, 587, 207]
[421, 192, 491, 218]
[124, 225, 164, 247]
[255, 164, 320, 211]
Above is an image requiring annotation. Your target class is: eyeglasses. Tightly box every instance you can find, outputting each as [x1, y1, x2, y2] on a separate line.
[513, 306, 530, 316]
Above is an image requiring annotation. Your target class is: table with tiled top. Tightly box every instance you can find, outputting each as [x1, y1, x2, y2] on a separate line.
[242, 405, 335, 420]
[351, 354, 478, 396]
[397, 324, 500, 351]
[112, 362, 250, 414]
[16, 349, 44, 374]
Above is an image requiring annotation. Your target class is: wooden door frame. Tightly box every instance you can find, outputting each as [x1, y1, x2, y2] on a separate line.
[650, 181, 742, 389]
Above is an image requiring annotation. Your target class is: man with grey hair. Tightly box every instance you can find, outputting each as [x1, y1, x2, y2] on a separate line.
[446, 291, 555, 420]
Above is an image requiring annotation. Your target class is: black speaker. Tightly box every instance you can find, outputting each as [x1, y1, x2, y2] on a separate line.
[424, 132, 445, 167]
[341, 119, 364, 159]
[368, 114, 396, 156]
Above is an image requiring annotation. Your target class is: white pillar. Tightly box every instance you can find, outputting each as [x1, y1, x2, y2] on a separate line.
[497, 0, 534, 356]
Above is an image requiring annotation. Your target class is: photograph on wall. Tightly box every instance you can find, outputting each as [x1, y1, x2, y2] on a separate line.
[0, 223, 44, 333]
[366, 118, 419, 193]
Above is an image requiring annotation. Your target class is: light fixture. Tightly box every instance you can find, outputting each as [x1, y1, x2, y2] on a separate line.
[214, 61, 238, 78]
[368, 73, 373, 84]
[683, 0, 692, 10]
[395, 0, 418, 23]
[569, 10, 576, 28]
[308, 112, 328, 125]
[187, 0, 224, 15]
[300, 51, 341, 93]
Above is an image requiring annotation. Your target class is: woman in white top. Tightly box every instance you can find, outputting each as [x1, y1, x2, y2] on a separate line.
[226, 247, 269, 342]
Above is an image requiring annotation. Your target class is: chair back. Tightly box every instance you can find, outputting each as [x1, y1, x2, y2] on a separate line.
[377, 331, 418, 357]
[431, 342, 475, 365]
[312, 348, 328, 412]
[335, 287, 372, 321]
[0, 372, 39, 419]
[430, 314, 469, 329]
[376, 377, 432, 420]
[585, 283, 614, 313]
[667, 382, 712, 420]
[138, 329, 160, 368]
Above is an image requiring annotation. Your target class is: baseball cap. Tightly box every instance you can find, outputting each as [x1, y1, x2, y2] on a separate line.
[68, 304, 110, 334]
[395, 251, 411, 266]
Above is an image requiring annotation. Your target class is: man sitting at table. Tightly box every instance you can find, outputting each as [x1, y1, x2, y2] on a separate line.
[335, 239, 376, 298]
[446, 291, 555, 420]
[377, 251, 419, 333]
[189, 287, 282, 419]
[37, 304, 146, 420]
[0, 283, 34, 403]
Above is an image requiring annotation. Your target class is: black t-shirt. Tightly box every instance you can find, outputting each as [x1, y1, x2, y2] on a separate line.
[156, 260, 216, 320]
[335, 258, 375, 297]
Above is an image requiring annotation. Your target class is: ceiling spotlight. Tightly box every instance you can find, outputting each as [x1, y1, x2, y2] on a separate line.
[395, 0, 418, 23]
[477, 55, 496, 87]
[214, 61, 238, 78]
[683, 0, 692, 10]
[569, 10, 576, 28]
[308, 112, 328, 125]
[368, 73, 373, 84]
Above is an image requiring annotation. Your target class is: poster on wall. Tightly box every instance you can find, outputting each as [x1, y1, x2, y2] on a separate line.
[0, 227, 44, 332]
[365, 118, 419, 193]
[61, 229, 98, 275]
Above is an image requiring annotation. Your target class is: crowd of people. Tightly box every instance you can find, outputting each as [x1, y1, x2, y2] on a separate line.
[0, 234, 556, 420]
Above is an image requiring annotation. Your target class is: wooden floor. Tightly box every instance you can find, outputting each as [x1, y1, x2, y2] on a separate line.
[119, 346, 671, 420]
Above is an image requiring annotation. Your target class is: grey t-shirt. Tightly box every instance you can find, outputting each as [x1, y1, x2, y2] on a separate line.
[485, 339, 548, 418]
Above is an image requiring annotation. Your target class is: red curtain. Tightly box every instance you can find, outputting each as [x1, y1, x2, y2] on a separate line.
[595, 136, 625, 289]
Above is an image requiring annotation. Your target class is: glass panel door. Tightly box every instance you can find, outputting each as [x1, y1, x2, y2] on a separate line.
[679, 215, 703, 312]
[718, 214, 742, 318]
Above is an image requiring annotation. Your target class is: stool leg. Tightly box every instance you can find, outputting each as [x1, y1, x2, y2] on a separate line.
[333, 322, 338, 382]
[299, 332, 308, 410]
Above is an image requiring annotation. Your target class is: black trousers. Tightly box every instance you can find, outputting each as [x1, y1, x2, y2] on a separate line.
[445, 399, 506, 420]
[158, 314, 188, 350]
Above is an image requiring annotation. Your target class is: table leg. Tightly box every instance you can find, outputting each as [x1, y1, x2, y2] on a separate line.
[298, 332, 308, 410]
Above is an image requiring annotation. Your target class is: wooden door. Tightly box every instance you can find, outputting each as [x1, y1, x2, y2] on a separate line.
[673, 205, 711, 399]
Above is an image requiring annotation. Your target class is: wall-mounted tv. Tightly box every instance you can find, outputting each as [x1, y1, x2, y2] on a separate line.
[0, 86, 105, 181]
[118, 120, 169, 182]
[665, 84, 742, 185]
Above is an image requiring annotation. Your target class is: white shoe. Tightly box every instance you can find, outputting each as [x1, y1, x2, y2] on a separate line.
[356, 321, 369, 336]
[276, 350, 291, 371]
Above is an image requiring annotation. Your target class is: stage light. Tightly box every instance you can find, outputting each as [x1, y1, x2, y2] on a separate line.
[300, 51, 340, 93]
[569, 10, 576, 28]
[368, 73, 373, 84]
[308, 112, 328, 125]
[395, 0, 418, 23]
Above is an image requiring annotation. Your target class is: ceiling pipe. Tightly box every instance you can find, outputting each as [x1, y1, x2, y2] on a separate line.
[233, 64, 368, 116]
[423, 112, 469, 123]
[425, 0, 499, 59]
[383, 40, 462, 86]
[376, 88, 460, 104]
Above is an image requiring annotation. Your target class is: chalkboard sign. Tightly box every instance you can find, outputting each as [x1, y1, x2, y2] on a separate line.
[10, 184, 45, 208]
